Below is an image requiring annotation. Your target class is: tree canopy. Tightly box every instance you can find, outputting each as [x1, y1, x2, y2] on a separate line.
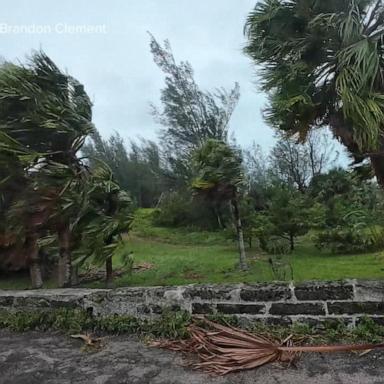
[244, 0, 384, 184]
[0, 52, 132, 288]
[150, 34, 240, 153]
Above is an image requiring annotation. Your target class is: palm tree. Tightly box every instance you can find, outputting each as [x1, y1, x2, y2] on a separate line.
[0, 132, 47, 288]
[244, 0, 384, 184]
[192, 139, 248, 270]
[0, 52, 93, 287]
[74, 164, 133, 288]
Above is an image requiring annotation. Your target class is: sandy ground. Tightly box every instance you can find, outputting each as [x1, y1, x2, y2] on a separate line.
[0, 330, 383, 383]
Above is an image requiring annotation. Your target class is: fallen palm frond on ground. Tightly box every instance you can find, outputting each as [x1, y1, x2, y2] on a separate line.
[151, 318, 384, 375]
[70, 334, 103, 351]
[133, 262, 154, 272]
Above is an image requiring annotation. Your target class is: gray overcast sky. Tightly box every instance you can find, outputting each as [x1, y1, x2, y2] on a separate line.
[1, 0, 346, 157]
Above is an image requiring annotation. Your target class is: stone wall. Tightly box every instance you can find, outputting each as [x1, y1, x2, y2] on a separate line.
[1, 280, 384, 327]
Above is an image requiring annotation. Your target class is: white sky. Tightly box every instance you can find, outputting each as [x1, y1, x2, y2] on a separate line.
[1, 0, 347, 159]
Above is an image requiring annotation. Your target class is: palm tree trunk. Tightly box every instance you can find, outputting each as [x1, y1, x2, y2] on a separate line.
[106, 256, 113, 288]
[231, 198, 248, 271]
[330, 113, 384, 188]
[27, 233, 43, 289]
[370, 156, 384, 188]
[58, 223, 71, 287]
[212, 204, 224, 229]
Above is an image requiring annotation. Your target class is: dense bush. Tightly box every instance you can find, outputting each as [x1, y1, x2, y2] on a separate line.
[132, 208, 229, 245]
[314, 226, 384, 254]
[152, 191, 223, 230]
[262, 236, 291, 255]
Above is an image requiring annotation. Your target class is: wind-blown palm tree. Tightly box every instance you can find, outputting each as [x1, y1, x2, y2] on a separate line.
[0, 132, 49, 287]
[0, 52, 93, 287]
[244, 0, 384, 184]
[74, 164, 133, 287]
[192, 139, 248, 270]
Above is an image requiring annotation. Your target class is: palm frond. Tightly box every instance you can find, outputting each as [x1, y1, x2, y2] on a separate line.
[153, 318, 384, 375]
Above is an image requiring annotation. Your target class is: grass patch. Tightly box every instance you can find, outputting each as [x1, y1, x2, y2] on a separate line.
[0, 272, 57, 290]
[131, 208, 230, 246]
[1, 208, 384, 290]
[0, 309, 191, 339]
[1, 309, 384, 345]
[88, 234, 384, 288]
[108, 208, 383, 287]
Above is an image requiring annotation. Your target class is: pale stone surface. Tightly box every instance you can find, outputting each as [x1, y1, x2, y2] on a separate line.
[355, 280, 384, 301]
[1, 330, 384, 384]
[1, 280, 384, 326]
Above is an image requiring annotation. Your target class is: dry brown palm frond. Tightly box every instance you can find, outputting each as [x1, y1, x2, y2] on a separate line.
[151, 318, 384, 375]
[70, 334, 103, 351]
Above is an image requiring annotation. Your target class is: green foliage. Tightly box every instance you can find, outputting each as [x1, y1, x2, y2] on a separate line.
[192, 139, 244, 199]
[150, 34, 240, 153]
[132, 208, 228, 245]
[192, 139, 248, 269]
[315, 226, 384, 254]
[352, 317, 384, 344]
[0, 52, 133, 287]
[97, 310, 192, 339]
[0, 308, 191, 339]
[3, 225, 384, 289]
[307, 202, 327, 230]
[83, 131, 166, 208]
[263, 236, 291, 256]
[152, 190, 220, 230]
[309, 168, 366, 227]
[0, 308, 93, 334]
[265, 186, 311, 250]
[0, 51, 94, 285]
[309, 168, 353, 201]
[73, 164, 134, 267]
[244, 0, 384, 171]
[2, 308, 384, 345]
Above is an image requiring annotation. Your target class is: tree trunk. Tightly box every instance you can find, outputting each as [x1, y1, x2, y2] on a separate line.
[104, 193, 118, 288]
[329, 113, 384, 187]
[58, 223, 71, 288]
[71, 264, 79, 286]
[213, 204, 224, 229]
[106, 256, 114, 288]
[216, 210, 224, 229]
[27, 233, 43, 289]
[370, 156, 384, 188]
[231, 198, 248, 271]
[289, 233, 295, 251]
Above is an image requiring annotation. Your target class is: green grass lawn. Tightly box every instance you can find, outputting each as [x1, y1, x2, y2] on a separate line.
[1, 208, 384, 290]
[98, 235, 384, 288]
[101, 209, 384, 287]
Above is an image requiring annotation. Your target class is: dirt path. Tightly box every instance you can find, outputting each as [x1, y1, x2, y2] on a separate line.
[0, 330, 383, 383]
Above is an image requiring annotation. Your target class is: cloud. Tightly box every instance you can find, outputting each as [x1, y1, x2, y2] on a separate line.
[0, 0, 345, 161]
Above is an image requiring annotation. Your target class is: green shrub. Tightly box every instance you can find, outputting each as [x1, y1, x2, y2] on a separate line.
[2, 309, 384, 345]
[263, 236, 291, 255]
[263, 236, 293, 281]
[314, 226, 384, 254]
[152, 191, 220, 230]
[0, 309, 192, 339]
[132, 207, 229, 245]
